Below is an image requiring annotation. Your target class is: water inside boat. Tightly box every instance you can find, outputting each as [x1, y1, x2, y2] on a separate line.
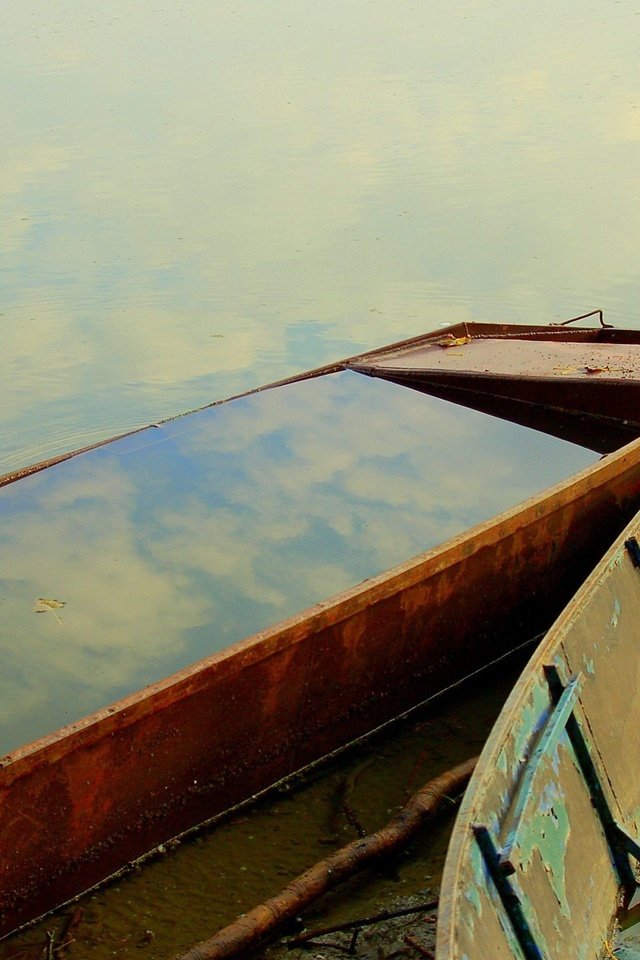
[0, 372, 595, 756]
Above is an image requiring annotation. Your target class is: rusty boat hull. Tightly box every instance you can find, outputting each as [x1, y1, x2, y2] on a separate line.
[3, 319, 640, 941]
[436, 487, 640, 959]
[3, 436, 640, 938]
[349, 321, 640, 453]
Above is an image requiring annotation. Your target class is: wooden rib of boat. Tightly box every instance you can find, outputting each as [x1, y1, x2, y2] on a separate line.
[436, 499, 640, 960]
[3, 433, 640, 939]
[348, 315, 640, 453]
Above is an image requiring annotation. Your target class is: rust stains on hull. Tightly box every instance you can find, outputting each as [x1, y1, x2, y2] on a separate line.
[3, 438, 640, 937]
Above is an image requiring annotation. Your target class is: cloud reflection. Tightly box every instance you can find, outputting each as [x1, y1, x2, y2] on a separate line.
[3, 1, 640, 468]
[0, 371, 594, 754]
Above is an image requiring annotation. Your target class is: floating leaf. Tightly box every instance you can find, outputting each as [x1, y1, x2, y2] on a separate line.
[34, 598, 65, 625]
[437, 335, 471, 349]
[35, 598, 65, 610]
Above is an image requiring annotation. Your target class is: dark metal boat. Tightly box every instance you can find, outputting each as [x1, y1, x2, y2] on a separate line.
[2, 321, 640, 940]
[2, 427, 640, 938]
[436, 497, 640, 959]
[349, 312, 640, 453]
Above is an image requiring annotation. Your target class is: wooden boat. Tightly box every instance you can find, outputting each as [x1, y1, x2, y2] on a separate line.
[0, 327, 638, 940]
[436, 497, 640, 959]
[349, 312, 640, 453]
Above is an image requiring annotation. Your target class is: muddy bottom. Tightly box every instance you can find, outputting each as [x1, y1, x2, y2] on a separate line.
[0, 656, 526, 960]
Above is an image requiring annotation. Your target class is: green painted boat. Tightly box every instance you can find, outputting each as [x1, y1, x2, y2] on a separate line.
[436, 493, 640, 959]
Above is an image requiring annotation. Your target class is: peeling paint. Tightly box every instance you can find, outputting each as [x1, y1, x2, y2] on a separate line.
[463, 886, 482, 915]
[611, 597, 621, 629]
[511, 682, 552, 770]
[551, 651, 571, 684]
[582, 655, 595, 676]
[497, 905, 528, 959]
[608, 550, 625, 571]
[437, 457, 640, 958]
[516, 763, 572, 919]
[460, 840, 485, 941]
[462, 848, 484, 924]
[577, 938, 590, 960]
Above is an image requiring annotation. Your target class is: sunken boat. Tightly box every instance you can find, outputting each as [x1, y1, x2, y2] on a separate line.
[350, 312, 640, 453]
[2, 325, 640, 938]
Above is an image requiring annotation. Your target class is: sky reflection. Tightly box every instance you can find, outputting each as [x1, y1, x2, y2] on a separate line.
[0, 372, 595, 754]
[2, 1, 640, 468]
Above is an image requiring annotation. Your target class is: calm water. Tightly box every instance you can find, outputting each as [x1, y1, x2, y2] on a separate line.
[0, 373, 593, 753]
[1, 4, 637, 955]
[2, 0, 640, 472]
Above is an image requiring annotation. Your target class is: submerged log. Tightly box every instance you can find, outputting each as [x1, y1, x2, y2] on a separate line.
[175, 756, 477, 960]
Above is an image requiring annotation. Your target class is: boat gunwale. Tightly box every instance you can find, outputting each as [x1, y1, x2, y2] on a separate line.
[350, 322, 640, 383]
[351, 322, 640, 367]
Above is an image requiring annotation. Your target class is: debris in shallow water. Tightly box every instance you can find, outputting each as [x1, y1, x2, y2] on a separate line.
[54, 906, 84, 955]
[403, 933, 435, 958]
[288, 900, 439, 948]
[173, 758, 474, 960]
[335, 757, 375, 839]
[34, 598, 65, 625]
[34, 598, 65, 610]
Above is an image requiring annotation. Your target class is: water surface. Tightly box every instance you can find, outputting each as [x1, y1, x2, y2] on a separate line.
[0, 372, 593, 754]
[2, 0, 640, 470]
[1, 4, 636, 955]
